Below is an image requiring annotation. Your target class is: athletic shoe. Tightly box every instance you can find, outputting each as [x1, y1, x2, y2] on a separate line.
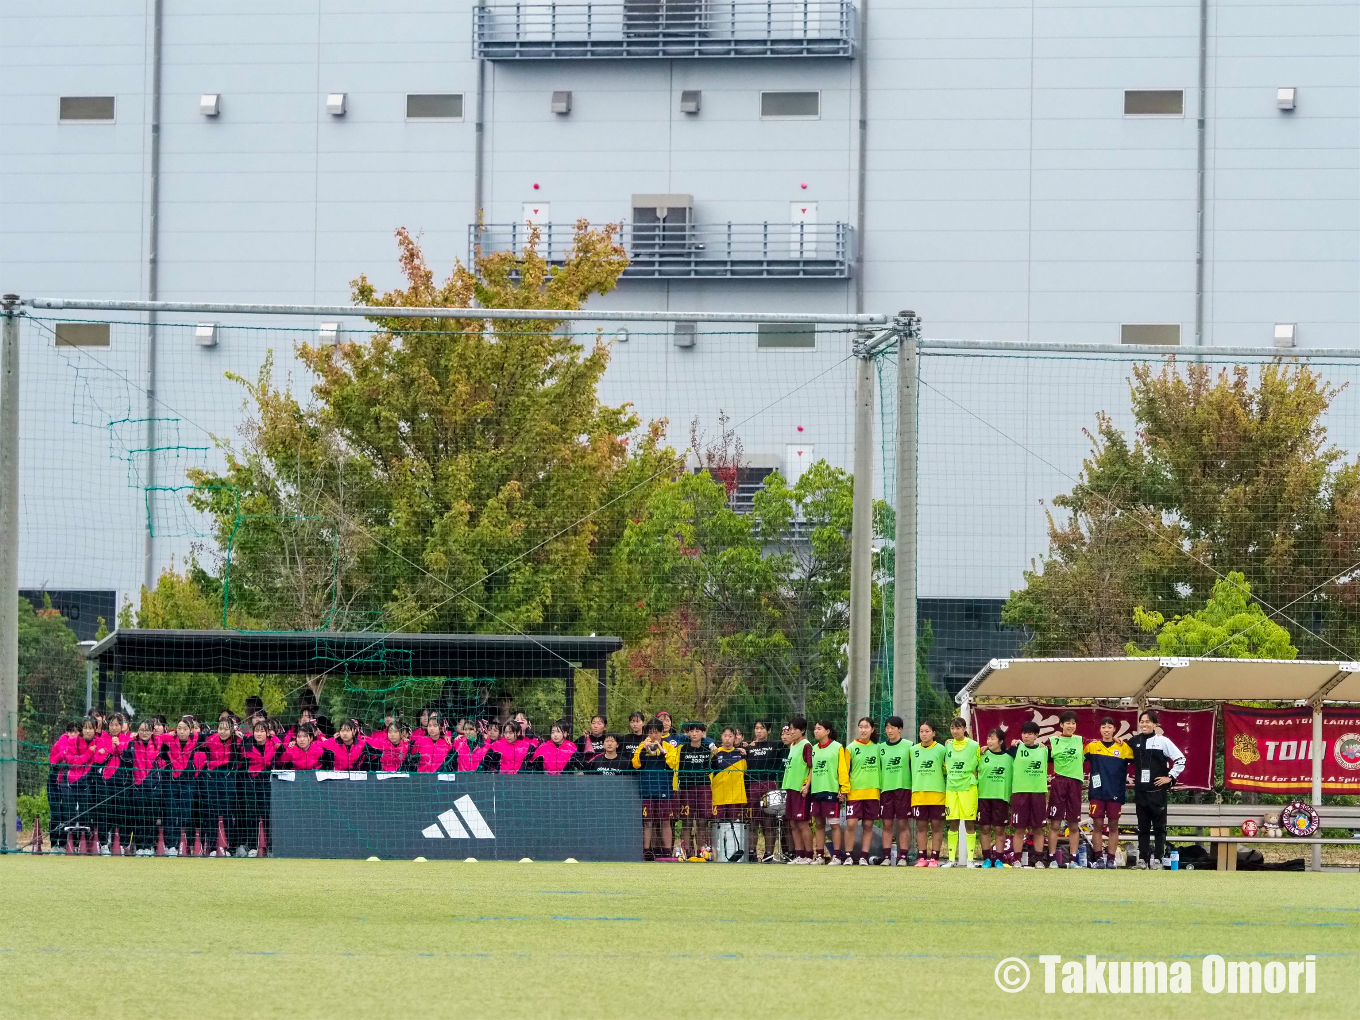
[135, 848, 153, 857]
[995, 861, 1010, 868]
[811, 855, 826, 865]
[166, 847, 179, 857]
[1048, 858, 1060, 869]
[1135, 857, 1148, 870]
[926, 857, 940, 868]
[1149, 857, 1163, 870]
[939, 860, 954, 868]
[857, 858, 871, 866]
[99, 844, 111, 857]
[1032, 858, 1046, 869]
[895, 857, 910, 866]
[828, 856, 843, 865]
[1089, 858, 1104, 869]
[913, 856, 928, 867]
[247, 849, 258, 858]
[1066, 861, 1079, 869]
[981, 858, 992, 868]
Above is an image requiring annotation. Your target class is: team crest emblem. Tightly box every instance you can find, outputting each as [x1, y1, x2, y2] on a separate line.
[1334, 732, 1360, 771]
[1232, 733, 1260, 765]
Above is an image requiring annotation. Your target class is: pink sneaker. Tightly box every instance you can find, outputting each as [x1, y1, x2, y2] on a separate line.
[926, 857, 940, 868]
[913, 856, 929, 867]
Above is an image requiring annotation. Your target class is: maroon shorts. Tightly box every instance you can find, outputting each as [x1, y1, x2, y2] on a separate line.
[912, 803, 945, 822]
[643, 797, 674, 820]
[1010, 791, 1047, 829]
[1089, 799, 1122, 826]
[747, 781, 777, 818]
[784, 789, 808, 821]
[714, 802, 743, 820]
[845, 797, 881, 821]
[809, 796, 841, 820]
[678, 787, 711, 818]
[1047, 775, 1082, 823]
[978, 798, 1010, 827]
[879, 788, 911, 820]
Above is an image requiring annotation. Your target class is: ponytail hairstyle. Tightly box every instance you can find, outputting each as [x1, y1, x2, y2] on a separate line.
[815, 719, 836, 742]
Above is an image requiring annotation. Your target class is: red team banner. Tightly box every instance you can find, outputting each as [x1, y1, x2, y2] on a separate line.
[1222, 704, 1360, 793]
[969, 703, 1217, 790]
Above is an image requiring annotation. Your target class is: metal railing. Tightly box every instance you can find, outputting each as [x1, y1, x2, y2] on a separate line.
[473, 0, 855, 58]
[470, 222, 852, 279]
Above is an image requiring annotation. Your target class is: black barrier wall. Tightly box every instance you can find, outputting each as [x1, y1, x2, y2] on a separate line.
[271, 772, 644, 862]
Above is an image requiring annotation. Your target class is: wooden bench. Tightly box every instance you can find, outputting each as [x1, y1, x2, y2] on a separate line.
[1115, 803, 1360, 872]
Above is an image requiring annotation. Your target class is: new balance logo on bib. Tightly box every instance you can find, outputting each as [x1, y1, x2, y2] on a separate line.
[421, 795, 495, 839]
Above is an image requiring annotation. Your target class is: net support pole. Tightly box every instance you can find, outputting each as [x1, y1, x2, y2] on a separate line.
[1311, 707, 1323, 872]
[0, 296, 20, 852]
[892, 312, 920, 731]
[847, 346, 875, 734]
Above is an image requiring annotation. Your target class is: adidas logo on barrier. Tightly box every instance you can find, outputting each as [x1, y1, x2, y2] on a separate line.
[421, 795, 495, 839]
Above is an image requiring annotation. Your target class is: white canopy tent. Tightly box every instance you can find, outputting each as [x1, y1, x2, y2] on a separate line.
[955, 656, 1360, 868]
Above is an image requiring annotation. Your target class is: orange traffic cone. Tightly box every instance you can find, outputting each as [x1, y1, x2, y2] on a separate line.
[216, 817, 228, 856]
[256, 819, 267, 858]
[192, 830, 203, 857]
[65, 830, 75, 854]
[177, 831, 188, 857]
[78, 831, 90, 855]
[155, 826, 166, 856]
[111, 828, 122, 856]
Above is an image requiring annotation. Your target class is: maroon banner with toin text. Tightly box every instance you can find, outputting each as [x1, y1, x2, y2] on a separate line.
[1222, 704, 1360, 794]
[970, 703, 1217, 790]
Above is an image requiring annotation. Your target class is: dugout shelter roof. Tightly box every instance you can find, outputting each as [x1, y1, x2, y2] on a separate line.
[957, 656, 1360, 706]
[84, 629, 622, 679]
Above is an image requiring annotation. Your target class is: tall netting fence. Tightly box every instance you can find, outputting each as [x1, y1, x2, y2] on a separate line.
[9, 309, 914, 860]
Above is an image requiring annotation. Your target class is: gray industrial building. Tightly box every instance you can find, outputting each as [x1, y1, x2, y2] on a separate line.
[2, 0, 1354, 688]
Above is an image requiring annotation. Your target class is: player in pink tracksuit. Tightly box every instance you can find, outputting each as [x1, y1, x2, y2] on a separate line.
[161, 717, 201, 856]
[125, 720, 166, 854]
[480, 720, 534, 773]
[367, 722, 411, 773]
[323, 719, 368, 771]
[453, 722, 490, 772]
[526, 721, 585, 774]
[98, 713, 133, 854]
[279, 723, 325, 770]
[46, 722, 77, 849]
[240, 720, 282, 856]
[409, 715, 455, 773]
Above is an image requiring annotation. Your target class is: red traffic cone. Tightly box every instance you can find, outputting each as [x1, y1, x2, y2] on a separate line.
[256, 819, 267, 858]
[192, 830, 203, 857]
[65, 830, 75, 854]
[155, 826, 166, 856]
[216, 817, 228, 856]
[111, 828, 122, 856]
[29, 822, 43, 854]
[78, 831, 89, 855]
[177, 831, 188, 857]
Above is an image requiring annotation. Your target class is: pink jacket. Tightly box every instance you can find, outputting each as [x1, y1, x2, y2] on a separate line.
[130, 736, 164, 786]
[162, 734, 200, 779]
[486, 737, 534, 773]
[410, 733, 454, 772]
[241, 735, 282, 776]
[99, 732, 129, 781]
[453, 735, 488, 772]
[366, 732, 410, 772]
[64, 735, 105, 784]
[530, 739, 578, 774]
[278, 741, 324, 770]
[325, 736, 368, 770]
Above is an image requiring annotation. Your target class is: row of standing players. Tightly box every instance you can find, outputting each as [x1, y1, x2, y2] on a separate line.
[629, 708, 1185, 867]
[41, 707, 786, 857]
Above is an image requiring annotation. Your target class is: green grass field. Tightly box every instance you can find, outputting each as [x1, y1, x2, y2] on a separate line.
[1, 857, 1355, 1019]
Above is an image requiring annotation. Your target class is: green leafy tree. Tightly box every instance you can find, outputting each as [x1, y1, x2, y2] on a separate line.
[188, 224, 676, 641]
[1004, 359, 1360, 657]
[16, 595, 85, 792]
[1126, 571, 1298, 659]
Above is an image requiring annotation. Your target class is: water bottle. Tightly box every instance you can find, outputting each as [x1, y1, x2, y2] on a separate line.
[1169, 850, 1179, 871]
[1077, 842, 1088, 868]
